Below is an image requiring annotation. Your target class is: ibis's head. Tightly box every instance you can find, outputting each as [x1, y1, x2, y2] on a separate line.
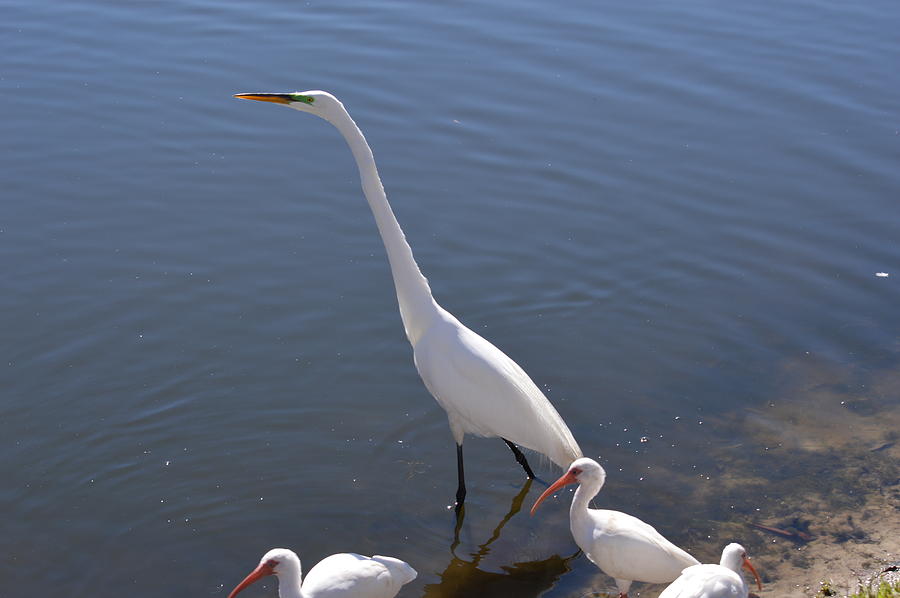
[720, 543, 762, 591]
[227, 548, 301, 598]
[530, 457, 606, 516]
[234, 90, 341, 121]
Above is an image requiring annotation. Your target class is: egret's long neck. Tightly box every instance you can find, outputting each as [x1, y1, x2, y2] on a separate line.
[329, 105, 438, 345]
[277, 565, 304, 598]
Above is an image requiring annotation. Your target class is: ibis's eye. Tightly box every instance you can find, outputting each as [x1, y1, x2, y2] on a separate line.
[266, 559, 279, 568]
[571, 468, 581, 475]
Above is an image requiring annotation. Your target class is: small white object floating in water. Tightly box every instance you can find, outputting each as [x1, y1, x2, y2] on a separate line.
[875, 272, 889, 277]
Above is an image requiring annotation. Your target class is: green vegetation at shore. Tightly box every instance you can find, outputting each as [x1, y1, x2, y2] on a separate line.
[816, 580, 900, 598]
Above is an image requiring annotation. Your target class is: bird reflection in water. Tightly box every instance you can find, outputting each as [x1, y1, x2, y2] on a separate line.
[422, 480, 579, 598]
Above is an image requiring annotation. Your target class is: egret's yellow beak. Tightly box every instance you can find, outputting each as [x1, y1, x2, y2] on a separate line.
[234, 93, 292, 105]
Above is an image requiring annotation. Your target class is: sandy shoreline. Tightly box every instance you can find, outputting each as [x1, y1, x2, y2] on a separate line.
[737, 357, 900, 597]
[576, 355, 900, 598]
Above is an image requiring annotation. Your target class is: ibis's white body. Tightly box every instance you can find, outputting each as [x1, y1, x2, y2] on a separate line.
[573, 508, 699, 590]
[659, 544, 757, 598]
[658, 564, 748, 598]
[272, 91, 582, 470]
[300, 553, 417, 598]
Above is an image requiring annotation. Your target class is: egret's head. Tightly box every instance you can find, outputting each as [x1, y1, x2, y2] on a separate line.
[234, 89, 340, 121]
[227, 548, 301, 598]
[530, 457, 606, 516]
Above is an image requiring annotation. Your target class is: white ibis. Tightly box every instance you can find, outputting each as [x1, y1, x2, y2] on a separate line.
[234, 91, 582, 505]
[530, 457, 699, 598]
[658, 543, 762, 598]
[227, 548, 416, 598]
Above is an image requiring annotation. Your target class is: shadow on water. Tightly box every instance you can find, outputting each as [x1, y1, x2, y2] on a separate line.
[422, 479, 580, 598]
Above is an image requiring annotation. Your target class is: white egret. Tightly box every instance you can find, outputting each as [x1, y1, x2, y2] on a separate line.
[658, 543, 762, 598]
[235, 91, 582, 505]
[227, 548, 416, 598]
[530, 457, 699, 598]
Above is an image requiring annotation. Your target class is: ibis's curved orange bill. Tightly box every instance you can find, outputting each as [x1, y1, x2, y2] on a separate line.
[530, 469, 578, 516]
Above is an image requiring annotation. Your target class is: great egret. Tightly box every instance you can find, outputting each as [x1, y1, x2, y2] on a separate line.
[227, 548, 416, 598]
[530, 457, 699, 598]
[235, 90, 582, 505]
[658, 543, 762, 598]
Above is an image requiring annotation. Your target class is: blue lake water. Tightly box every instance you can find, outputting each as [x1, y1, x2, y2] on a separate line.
[2, 1, 899, 596]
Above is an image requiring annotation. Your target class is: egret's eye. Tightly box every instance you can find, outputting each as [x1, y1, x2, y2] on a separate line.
[290, 94, 315, 104]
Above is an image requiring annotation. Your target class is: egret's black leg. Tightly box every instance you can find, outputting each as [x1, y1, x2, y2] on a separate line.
[455, 443, 466, 510]
[502, 438, 536, 479]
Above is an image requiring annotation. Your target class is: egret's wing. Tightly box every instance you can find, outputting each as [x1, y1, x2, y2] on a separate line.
[414, 315, 581, 468]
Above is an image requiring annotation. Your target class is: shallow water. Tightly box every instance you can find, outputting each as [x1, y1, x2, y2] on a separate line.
[2, 0, 899, 596]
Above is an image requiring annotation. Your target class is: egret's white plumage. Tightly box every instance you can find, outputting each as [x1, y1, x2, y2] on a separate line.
[235, 91, 582, 499]
[413, 310, 581, 468]
[531, 458, 699, 598]
[228, 548, 417, 598]
[658, 543, 762, 598]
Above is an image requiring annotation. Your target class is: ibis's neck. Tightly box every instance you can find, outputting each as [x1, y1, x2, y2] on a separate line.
[329, 106, 438, 346]
[720, 553, 741, 573]
[276, 566, 304, 598]
[568, 481, 599, 552]
[570, 480, 600, 519]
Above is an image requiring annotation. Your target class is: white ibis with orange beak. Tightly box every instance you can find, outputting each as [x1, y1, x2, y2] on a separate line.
[227, 548, 416, 598]
[658, 543, 762, 598]
[531, 458, 699, 598]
